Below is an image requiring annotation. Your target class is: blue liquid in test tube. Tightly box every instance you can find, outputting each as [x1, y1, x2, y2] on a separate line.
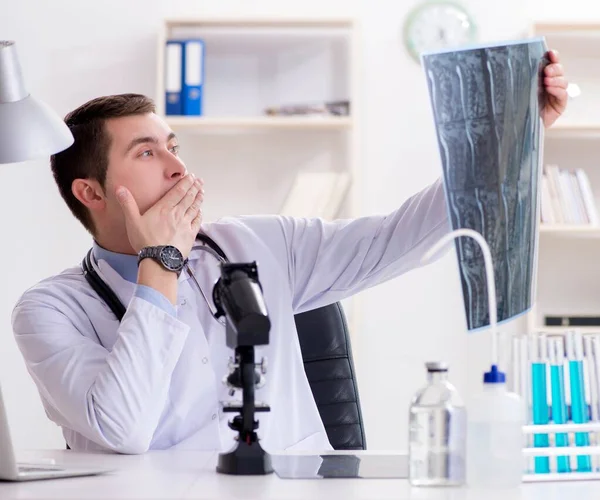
[530, 334, 550, 474]
[566, 330, 592, 472]
[549, 337, 571, 473]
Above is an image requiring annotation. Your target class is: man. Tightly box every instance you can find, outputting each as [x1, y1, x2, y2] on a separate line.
[11, 51, 569, 454]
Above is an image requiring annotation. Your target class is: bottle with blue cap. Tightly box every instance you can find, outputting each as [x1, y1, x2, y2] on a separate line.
[465, 363, 525, 488]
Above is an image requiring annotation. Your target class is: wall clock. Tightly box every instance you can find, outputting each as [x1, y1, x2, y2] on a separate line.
[403, 1, 477, 63]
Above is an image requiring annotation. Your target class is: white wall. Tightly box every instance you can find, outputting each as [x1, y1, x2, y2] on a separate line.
[0, 0, 587, 452]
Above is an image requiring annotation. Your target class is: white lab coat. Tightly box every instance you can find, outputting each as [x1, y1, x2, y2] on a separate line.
[12, 178, 449, 454]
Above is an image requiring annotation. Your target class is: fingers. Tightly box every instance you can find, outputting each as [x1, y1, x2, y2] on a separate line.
[543, 51, 568, 115]
[191, 207, 203, 231]
[547, 49, 560, 64]
[162, 173, 196, 208]
[176, 177, 202, 215]
[115, 186, 140, 222]
[184, 184, 204, 221]
[176, 180, 199, 214]
[546, 86, 568, 104]
[544, 62, 563, 78]
[544, 75, 568, 90]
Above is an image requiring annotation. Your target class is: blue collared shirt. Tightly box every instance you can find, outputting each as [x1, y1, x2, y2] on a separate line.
[93, 242, 177, 317]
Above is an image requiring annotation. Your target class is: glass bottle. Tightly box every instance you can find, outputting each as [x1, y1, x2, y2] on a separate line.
[408, 361, 466, 486]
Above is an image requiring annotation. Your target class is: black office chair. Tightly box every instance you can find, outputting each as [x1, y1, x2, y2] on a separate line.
[67, 301, 366, 451]
[294, 302, 366, 450]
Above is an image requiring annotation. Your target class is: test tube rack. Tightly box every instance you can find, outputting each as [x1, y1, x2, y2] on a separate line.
[523, 422, 600, 482]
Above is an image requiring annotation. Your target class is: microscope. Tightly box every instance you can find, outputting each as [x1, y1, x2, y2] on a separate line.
[211, 262, 273, 476]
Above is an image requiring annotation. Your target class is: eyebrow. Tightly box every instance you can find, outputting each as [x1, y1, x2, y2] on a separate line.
[124, 132, 177, 156]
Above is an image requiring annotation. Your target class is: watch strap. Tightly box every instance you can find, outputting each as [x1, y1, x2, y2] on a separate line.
[138, 245, 164, 265]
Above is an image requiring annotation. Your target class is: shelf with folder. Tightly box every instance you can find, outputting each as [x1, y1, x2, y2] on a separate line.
[155, 15, 358, 215]
[156, 17, 355, 118]
[165, 115, 353, 132]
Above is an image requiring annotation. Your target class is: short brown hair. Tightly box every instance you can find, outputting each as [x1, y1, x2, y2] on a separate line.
[51, 93, 156, 235]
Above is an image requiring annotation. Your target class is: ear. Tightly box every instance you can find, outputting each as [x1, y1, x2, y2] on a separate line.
[72, 178, 106, 212]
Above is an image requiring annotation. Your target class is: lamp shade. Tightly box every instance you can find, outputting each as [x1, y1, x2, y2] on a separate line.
[0, 41, 73, 164]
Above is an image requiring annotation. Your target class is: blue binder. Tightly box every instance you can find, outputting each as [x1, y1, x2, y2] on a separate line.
[181, 39, 205, 116]
[165, 40, 184, 115]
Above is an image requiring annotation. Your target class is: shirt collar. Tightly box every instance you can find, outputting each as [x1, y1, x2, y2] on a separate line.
[92, 241, 138, 283]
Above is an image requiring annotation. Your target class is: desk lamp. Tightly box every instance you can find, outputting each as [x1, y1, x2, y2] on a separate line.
[0, 41, 73, 163]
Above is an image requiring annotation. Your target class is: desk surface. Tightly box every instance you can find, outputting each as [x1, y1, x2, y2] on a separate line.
[1, 449, 600, 499]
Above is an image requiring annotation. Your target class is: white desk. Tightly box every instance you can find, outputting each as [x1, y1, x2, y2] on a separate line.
[1, 449, 600, 499]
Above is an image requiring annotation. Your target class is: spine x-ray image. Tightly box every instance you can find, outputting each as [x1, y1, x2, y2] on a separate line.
[422, 38, 549, 331]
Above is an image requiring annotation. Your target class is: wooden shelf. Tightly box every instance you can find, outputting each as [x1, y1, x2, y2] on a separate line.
[539, 225, 600, 237]
[164, 115, 353, 131]
[545, 123, 600, 136]
[532, 325, 600, 335]
[164, 17, 355, 29]
[533, 22, 600, 33]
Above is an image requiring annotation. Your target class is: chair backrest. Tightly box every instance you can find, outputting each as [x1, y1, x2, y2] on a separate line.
[293, 302, 366, 450]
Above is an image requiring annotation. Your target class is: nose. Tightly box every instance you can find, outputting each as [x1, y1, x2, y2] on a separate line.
[165, 154, 186, 180]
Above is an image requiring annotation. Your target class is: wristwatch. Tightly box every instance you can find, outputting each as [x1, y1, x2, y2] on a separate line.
[138, 245, 186, 275]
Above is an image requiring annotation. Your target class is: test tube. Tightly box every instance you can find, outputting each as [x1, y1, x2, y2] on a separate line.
[566, 330, 592, 472]
[548, 336, 571, 473]
[591, 336, 600, 421]
[530, 334, 550, 474]
[584, 335, 599, 472]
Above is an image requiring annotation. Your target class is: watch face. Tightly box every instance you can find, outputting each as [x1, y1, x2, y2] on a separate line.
[160, 245, 184, 271]
[403, 1, 477, 63]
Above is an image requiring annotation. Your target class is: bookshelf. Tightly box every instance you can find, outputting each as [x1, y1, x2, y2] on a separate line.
[528, 22, 600, 336]
[155, 16, 359, 216]
[155, 16, 362, 333]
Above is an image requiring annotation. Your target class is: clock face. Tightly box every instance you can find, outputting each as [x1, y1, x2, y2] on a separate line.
[403, 1, 477, 63]
[160, 245, 184, 270]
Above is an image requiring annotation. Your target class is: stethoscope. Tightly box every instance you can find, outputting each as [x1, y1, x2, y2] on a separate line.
[81, 233, 229, 326]
[185, 240, 227, 325]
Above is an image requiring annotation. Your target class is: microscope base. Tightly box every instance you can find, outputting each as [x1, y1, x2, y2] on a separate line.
[217, 440, 273, 475]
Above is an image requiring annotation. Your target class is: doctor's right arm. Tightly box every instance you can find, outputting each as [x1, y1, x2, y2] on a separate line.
[9, 174, 204, 454]
[11, 289, 189, 454]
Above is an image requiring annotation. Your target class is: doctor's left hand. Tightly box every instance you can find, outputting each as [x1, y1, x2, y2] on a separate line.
[542, 49, 568, 128]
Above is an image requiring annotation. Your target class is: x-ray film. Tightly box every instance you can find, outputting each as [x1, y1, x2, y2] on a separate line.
[422, 38, 549, 331]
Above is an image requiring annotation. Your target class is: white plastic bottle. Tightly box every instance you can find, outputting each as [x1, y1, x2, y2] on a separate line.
[466, 364, 525, 488]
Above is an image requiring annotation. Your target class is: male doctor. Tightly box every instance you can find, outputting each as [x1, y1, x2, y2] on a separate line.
[12, 52, 568, 454]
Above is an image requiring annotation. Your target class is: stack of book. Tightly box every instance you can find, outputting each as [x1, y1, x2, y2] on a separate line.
[541, 164, 599, 226]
